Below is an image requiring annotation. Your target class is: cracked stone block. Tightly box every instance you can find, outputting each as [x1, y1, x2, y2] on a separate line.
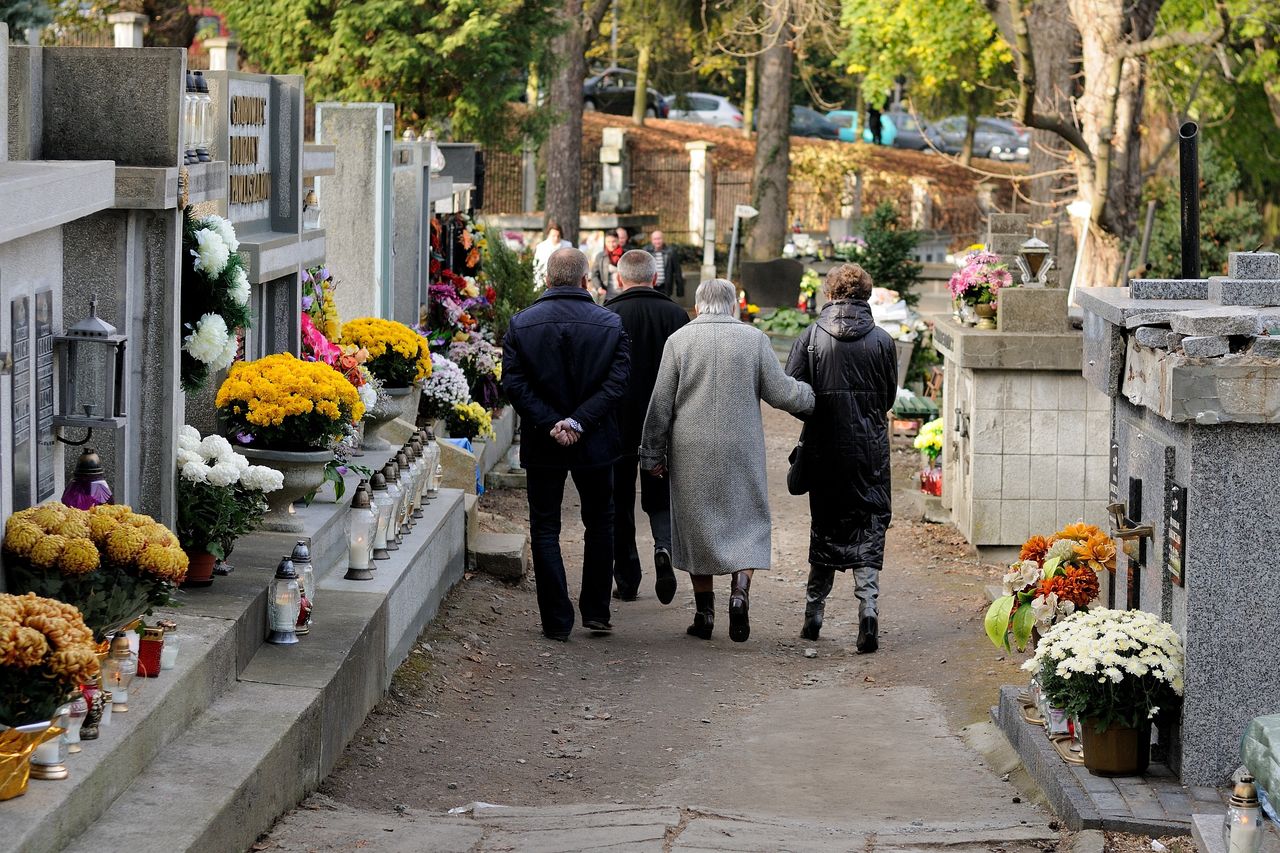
[1134, 326, 1172, 349]
[1250, 336, 1280, 358]
[1180, 335, 1230, 358]
[1130, 278, 1209, 300]
[1170, 307, 1261, 337]
[1208, 277, 1280, 307]
[1228, 251, 1280, 280]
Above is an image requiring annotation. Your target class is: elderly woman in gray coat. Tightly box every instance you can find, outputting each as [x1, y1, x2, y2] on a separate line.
[640, 279, 815, 642]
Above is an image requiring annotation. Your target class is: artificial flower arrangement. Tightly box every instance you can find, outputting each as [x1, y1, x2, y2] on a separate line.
[984, 523, 1118, 652]
[446, 401, 496, 441]
[913, 417, 943, 465]
[302, 266, 342, 342]
[180, 209, 251, 392]
[420, 352, 472, 421]
[948, 249, 1013, 306]
[798, 268, 822, 312]
[0, 592, 100, 726]
[215, 352, 365, 451]
[1025, 608, 1184, 733]
[340, 317, 432, 389]
[447, 332, 504, 410]
[3, 503, 188, 640]
[175, 426, 283, 560]
[832, 235, 867, 261]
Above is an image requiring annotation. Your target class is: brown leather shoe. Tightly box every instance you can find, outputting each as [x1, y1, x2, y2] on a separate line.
[728, 572, 751, 642]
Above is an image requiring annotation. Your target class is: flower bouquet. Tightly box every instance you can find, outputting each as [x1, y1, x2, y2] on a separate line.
[984, 523, 1117, 652]
[0, 592, 100, 726]
[799, 269, 821, 313]
[446, 401, 495, 441]
[302, 266, 342, 342]
[180, 210, 251, 392]
[832, 235, 867, 262]
[175, 426, 283, 583]
[447, 332, 504, 410]
[216, 353, 365, 452]
[341, 317, 432, 389]
[3, 503, 188, 640]
[947, 250, 1012, 324]
[913, 417, 944, 496]
[421, 353, 472, 422]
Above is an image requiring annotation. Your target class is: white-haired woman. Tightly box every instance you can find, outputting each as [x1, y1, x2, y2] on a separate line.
[640, 279, 814, 641]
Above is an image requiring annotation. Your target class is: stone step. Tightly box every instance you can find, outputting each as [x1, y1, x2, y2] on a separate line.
[485, 464, 527, 491]
[470, 531, 529, 581]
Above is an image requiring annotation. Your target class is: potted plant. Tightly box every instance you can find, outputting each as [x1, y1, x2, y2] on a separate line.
[215, 352, 364, 532]
[421, 353, 472, 423]
[1025, 608, 1184, 776]
[445, 401, 496, 457]
[175, 426, 284, 586]
[446, 333, 504, 411]
[341, 317, 432, 446]
[3, 503, 188, 640]
[0, 592, 100, 799]
[948, 250, 1012, 330]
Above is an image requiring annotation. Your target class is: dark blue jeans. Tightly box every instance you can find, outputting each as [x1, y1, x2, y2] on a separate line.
[612, 454, 673, 596]
[526, 465, 615, 635]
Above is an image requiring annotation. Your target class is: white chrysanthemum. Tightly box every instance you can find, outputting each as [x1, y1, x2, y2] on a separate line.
[214, 332, 239, 371]
[358, 382, 377, 413]
[241, 465, 284, 493]
[184, 314, 230, 365]
[202, 214, 240, 253]
[423, 353, 472, 407]
[181, 460, 209, 483]
[199, 434, 235, 463]
[230, 452, 250, 472]
[1046, 538, 1078, 564]
[206, 461, 240, 488]
[178, 425, 202, 451]
[191, 227, 231, 275]
[228, 267, 250, 307]
[176, 449, 202, 469]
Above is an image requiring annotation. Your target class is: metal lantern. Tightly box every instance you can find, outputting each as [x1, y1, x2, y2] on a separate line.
[290, 540, 314, 635]
[266, 556, 301, 645]
[369, 472, 393, 561]
[183, 70, 198, 165]
[61, 447, 113, 510]
[55, 297, 127, 435]
[29, 705, 71, 780]
[1223, 776, 1264, 853]
[1016, 235, 1054, 286]
[193, 71, 212, 163]
[381, 462, 404, 549]
[345, 480, 377, 581]
[102, 633, 137, 713]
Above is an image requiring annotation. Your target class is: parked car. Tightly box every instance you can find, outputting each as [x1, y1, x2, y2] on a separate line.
[825, 110, 898, 145]
[583, 67, 669, 118]
[666, 92, 744, 129]
[887, 111, 944, 151]
[790, 106, 841, 140]
[977, 117, 1030, 160]
[932, 115, 1029, 160]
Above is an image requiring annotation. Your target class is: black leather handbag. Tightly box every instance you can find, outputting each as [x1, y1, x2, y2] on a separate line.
[786, 329, 817, 496]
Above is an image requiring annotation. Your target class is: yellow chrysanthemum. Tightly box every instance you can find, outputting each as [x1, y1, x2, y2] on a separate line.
[88, 513, 118, 545]
[105, 525, 146, 564]
[216, 352, 365, 439]
[136, 544, 188, 582]
[92, 504, 133, 520]
[340, 317, 432, 384]
[3, 520, 44, 557]
[29, 504, 68, 532]
[60, 537, 101, 575]
[55, 514, 92, 540]
[29, 534, 68, 569]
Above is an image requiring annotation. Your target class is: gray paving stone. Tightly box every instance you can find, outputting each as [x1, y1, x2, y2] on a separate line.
[1208, 277, 1280, 307]
[1131, 278, 1210, 300]
[1071, 829, 1107, 853]
[1229, 251, 1280, 280]
[1170, 307, 1262, 337]
[1135, 326, 1173, 349]
[1181, 335, 1231, 358]
[1250, 336, 1280, 357]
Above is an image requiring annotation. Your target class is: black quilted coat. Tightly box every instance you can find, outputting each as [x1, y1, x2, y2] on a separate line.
[785, 300, 898, 571]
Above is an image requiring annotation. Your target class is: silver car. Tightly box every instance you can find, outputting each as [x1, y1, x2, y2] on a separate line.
[666, 92, 744, 129]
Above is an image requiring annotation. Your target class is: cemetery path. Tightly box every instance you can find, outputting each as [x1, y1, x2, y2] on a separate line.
[261, 407, 1062, 851]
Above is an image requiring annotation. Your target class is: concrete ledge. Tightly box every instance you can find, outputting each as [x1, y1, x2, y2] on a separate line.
[113, 162, 228, 210]
[0, 160, 115, 244]
[303, 143, 336, 178]
[933, 316, 1083, 371]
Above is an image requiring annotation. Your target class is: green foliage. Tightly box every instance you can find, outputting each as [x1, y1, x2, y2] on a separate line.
[214, 0, 562, 148]
[1, 0, 52, 34]
[1143, 141, 1264, 278]
[483, 230, 537, 343]
[860, 203, 923, 307]
[756, 307, 812, 336]
[176, 478, 268, 558]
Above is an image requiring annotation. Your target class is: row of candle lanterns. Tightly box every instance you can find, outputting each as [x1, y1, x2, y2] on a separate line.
[265, 429, 443, 645]
[182, 70, 212, 166]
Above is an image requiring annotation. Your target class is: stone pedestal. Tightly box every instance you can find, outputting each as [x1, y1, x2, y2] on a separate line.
[204, 36, 239, 72]
[1078, 255, 1280, 786]
[597, 127, 632, 213]
[685, 141, 714, 248]
[107, 12, 146, 49]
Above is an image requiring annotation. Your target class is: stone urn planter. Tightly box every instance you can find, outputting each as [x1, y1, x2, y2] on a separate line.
[362, 386, 421, 450]
[974, 302, 997, 330]
[1081, 720, 1150, 776]
[235, 447, 331, 533]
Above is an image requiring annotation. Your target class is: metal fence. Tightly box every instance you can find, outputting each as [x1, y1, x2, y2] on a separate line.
[630, 153, 690, 243]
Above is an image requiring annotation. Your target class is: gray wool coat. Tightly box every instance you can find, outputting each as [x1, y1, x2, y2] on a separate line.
[639, 315, 815, 575]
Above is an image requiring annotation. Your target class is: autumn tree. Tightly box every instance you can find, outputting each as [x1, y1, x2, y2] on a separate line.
[1, 0, 52, 35]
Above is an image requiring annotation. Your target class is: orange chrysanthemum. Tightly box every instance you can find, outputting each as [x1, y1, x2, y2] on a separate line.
[1074, 531, 1117, 573]
[1020, 535, 1051, 564]
[1056, 522, 1104, 542]
[1039, 565, 1101, 608]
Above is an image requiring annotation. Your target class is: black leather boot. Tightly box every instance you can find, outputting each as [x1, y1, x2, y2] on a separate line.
[728, 572, 751, 642]
[801, 566, 835, 641]
[856, 616, 879, 653]
[687, 591, 714, 639]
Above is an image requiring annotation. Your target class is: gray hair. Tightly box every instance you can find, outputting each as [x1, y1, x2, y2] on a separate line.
[546, 247, 588, 288]
[695, 279, 739, 317]
[617, 250, 656, 286]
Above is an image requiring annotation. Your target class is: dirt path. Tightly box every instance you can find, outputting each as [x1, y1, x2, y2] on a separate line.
[262, 406, 1059, 851]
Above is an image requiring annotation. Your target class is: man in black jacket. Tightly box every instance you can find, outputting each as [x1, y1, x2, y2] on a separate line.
[643, 230, 685, 298]
[502, 248, 632, 640]
[604, 251, 690, 603]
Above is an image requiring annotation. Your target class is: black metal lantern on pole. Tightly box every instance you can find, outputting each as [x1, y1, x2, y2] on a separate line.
[54, 297, 127, 444]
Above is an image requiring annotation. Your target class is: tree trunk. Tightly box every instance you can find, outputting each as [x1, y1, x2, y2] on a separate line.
[959, 91, 978, 167]
[545, 0, 587, 241]
[631, 41, 651, 126]
[741, 52, 757, 139]
[745, 9, 793, 261]
[1026, 0, 1079, 271]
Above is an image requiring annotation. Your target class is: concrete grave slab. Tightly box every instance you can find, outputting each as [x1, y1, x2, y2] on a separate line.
[1250, 336, 1280, 358]
[1170, 307, 1261, 337]
[1134, 326, 1173, 349]
[996, 287, 1070, 334]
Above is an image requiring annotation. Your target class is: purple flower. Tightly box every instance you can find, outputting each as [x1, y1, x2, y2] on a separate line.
[318, 267, 330, 281]
[302, 269, 314, 284]
[302, 295, 314, 310]
[235, 432, 255, 444]
[337, 465, 349, 476]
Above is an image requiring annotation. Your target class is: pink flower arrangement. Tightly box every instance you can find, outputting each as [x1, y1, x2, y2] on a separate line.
[948, 250, 1013, 305]
[301, 313, 343, 364]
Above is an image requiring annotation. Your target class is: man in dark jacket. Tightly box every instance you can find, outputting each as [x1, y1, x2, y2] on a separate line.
[502, 248, 632, 640]
[603, 250, 690, 603]
[643, 230, 685, 298]
[784, 263, 897, 653]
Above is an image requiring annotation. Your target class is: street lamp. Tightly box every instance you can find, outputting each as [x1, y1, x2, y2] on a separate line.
[726, 203, 759, 285]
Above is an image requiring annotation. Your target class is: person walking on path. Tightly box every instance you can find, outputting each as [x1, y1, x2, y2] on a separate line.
[532, 222, 573, 288]
[784, 263, 897, 653]
[604, 250, 690, 604]
[640, 279, 814, 642]
[591, 232, 625, 302]
[643, 230, 685, 298]
[502, 248, 632, 640]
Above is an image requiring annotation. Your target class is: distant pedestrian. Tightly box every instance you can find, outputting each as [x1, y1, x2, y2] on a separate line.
[643, 230, 685, 298]
[784, 263, 897, 653]
[533, 222, 573, 288]
[867, 105, 882, 145]
[615, 226, 630, 249]
[604, 250, 690, 603]
[640, 279, 814, 642]
[591, 232, 625, 302]
[502, 248, 632, 641]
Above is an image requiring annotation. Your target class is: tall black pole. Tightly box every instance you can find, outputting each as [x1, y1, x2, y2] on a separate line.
[1178, 121, 1201, 280]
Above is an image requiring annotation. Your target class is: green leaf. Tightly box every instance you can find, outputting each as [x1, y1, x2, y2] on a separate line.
[1042, 557, 1062, 578]
[984, 595, 1016, 650]
[1011, 601, 1036, 651]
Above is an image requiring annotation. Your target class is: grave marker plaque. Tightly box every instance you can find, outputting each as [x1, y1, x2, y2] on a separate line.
[11, 296, 31, 509]
[1167, 483, 1186, 587]
[35, 291, 55, 502]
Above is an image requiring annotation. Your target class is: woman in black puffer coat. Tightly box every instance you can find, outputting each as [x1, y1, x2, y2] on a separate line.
[785, 263, 898, 652]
